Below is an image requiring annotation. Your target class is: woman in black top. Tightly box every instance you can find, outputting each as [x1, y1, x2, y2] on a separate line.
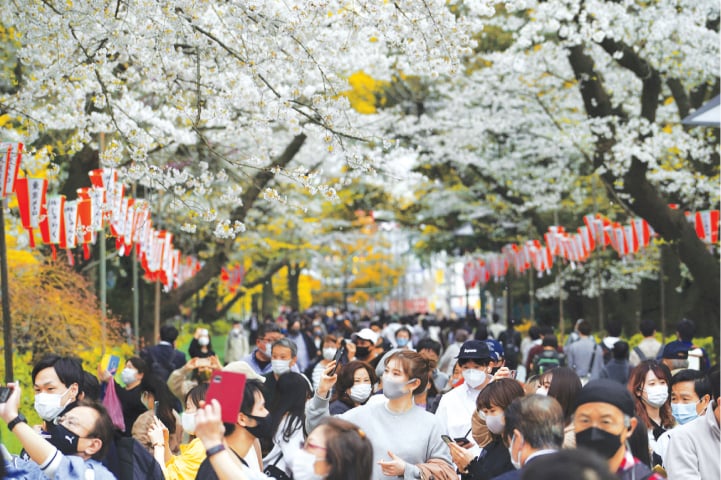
[450, 378, 524, 480]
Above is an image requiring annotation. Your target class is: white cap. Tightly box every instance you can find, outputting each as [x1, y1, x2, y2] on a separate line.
[352, 328, 379, 344]
[222, 361, 265, 383]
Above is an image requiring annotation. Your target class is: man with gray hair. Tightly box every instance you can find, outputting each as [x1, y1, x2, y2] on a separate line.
[491, 395, 565, 480]
[262, 337, 302, 406]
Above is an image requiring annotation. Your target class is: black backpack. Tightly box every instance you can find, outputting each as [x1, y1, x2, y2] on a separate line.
[533, 350, 564, 375]
[103, 433, 164, 480]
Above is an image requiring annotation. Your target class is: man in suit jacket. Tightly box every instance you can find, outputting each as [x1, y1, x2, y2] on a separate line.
[141, 325, 187, 382]
[491, 395, 564, 480]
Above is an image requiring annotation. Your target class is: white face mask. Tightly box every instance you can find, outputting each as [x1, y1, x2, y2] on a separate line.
[322, 348, 337, 361]
[462, 369, 487, 389]
[507, 432, 523, 470]
[198, 336, 210, 346]
[272, 359, 291, 376]
[486, 413, 505, 435]
[349, 383, 372, 403]
[120, 368, 138, 385]
[536, 386, 549, 396]
[292, 449, 324, 480]
[181, 411, 196, 435]
[34, 389, 72, 421]
[645, 385, 669, 408]
[264, 343, 273, 358]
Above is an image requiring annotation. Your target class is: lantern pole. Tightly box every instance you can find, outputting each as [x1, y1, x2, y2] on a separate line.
[0, 199, 13, 382]
[99, 134, 107, 353]
[132, 185, 140, 351]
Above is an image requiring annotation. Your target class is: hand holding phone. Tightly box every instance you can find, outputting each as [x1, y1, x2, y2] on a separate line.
[0, 386, 12, 403]
[441, 434, 454, 445]
[329, 342, 346, 376]
[206, 371, 247, 424]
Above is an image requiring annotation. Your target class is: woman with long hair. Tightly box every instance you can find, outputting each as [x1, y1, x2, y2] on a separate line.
[132, 373, 183, 454]
[193, 404, 374, 480]
[263, 372, 312, 476]
[308, 350, 455, 479]
[329, 361, 378, 415]
[627, 360, 674, 467]
[98, 356, 149, 435]
[450, 378, 524, 479]
[148, 383, 209, 480]
[542, 367, 582, 448]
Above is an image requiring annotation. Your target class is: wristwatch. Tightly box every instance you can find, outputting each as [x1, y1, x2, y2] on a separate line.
[7, 413, 27, 431]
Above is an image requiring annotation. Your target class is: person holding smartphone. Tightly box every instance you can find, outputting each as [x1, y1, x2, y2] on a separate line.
[307, 349, 455, 479]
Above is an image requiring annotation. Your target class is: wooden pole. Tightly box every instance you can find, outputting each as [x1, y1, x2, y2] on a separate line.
[0, 200, 14, 382]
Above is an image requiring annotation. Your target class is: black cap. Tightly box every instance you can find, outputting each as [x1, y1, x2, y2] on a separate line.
[456, 340, 492, 361]
[661, 342, 689, 360]
[574, 379, 635, 417]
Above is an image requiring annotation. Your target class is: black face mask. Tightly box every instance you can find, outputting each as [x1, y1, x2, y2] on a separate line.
[355, 346, 370, 359]
[48, 422, 80, 455]
[246, 414, 275, 439]
[575, 427, 623, 459]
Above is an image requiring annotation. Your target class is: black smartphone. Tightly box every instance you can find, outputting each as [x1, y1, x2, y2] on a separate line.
[441, 434, 453, 445]
[153, 401, 159, 416]
[329, 341, 346, 376]
[0, 386, 11, 403]
[454, 437, 471, 446]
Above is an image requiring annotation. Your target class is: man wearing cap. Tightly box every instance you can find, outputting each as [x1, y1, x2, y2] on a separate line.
[664, 364, 720, 480]
[436, 340, 494, 452]
[573, 379, 664, 480]
[659, 343, 690, 375]
[352, 327, 384, 369]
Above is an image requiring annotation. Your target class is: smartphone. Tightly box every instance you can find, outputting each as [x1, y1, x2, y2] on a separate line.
[0, 386, 11, 403]
[329, 342, 346, 376]
[101, 354, 120, 375]
[441, 434, 454, 445]
[510, 370, 517, 379]
[454, 437, 471, 446]
[153, 401, 159, 416]
[206, 370, 247, 424]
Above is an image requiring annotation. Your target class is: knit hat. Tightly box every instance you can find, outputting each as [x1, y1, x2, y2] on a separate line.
[574, 379, 635, 417]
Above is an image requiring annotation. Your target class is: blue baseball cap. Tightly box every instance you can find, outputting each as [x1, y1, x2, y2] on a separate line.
[485, 339, 505, 361]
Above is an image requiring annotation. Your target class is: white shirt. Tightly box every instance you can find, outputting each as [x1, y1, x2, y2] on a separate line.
[436, 383, 482, 446]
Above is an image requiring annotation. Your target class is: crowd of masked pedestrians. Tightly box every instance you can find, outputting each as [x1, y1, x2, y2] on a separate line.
[0, 309, 717, 480]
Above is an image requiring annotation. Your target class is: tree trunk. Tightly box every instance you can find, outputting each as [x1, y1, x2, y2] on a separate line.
[287, 262, 302, 312]
[261, 278, 276, 319]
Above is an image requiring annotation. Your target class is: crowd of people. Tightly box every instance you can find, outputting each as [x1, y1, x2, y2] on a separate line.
[0, 310, 718, 480]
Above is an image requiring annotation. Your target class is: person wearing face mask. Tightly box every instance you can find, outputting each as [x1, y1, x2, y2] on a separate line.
[665, 364, 720, 480]
[651, 368, 713, 468]
[195, 401, 374, 480]
[192, 380, 278, 480]
[242, 323, 285, 375]
[450, 379, 524, 480]
[225, 320, 250, 364]
[626, 361, 674, 469]
[329, 361, 379, 415]
[394, 327, 413, 350]
[351, 328, 383, 369]
[262, 338, 304, 408]
[308, 349, 456, 479]
[436, 340, 494, 453]
[310, 335, 340, 389]
[490, 395, 564, 480]
[573, 379, 665, 480]
[98, 356, 148, 435]
[0, 384, 117, 480]
[189, 327, 216, 359]
[148, 383, 209, 480]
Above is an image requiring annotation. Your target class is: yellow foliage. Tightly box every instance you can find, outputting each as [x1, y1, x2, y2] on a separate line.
[338, 71, 389, 114]
[3, 249, 125, 363]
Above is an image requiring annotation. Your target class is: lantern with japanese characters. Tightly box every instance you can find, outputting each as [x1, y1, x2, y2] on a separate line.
[15, 177, 48, 247]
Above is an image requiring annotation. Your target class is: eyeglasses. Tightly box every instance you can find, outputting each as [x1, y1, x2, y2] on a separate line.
[299, 440, 328, 461]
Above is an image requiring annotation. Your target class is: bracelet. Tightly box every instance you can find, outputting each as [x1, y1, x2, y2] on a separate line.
[205, 444, 226, 458]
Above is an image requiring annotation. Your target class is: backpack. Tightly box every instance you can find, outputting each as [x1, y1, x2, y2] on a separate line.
[533, 350, 564, 375]
[103, 433, 164, 480]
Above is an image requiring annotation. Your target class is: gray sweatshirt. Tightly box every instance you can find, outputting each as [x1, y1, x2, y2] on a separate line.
[306, 393, 453, 480]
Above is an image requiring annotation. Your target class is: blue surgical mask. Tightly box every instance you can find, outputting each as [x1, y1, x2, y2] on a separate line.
[671, 402, 699, 425]
[396, 338, 409, 347]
